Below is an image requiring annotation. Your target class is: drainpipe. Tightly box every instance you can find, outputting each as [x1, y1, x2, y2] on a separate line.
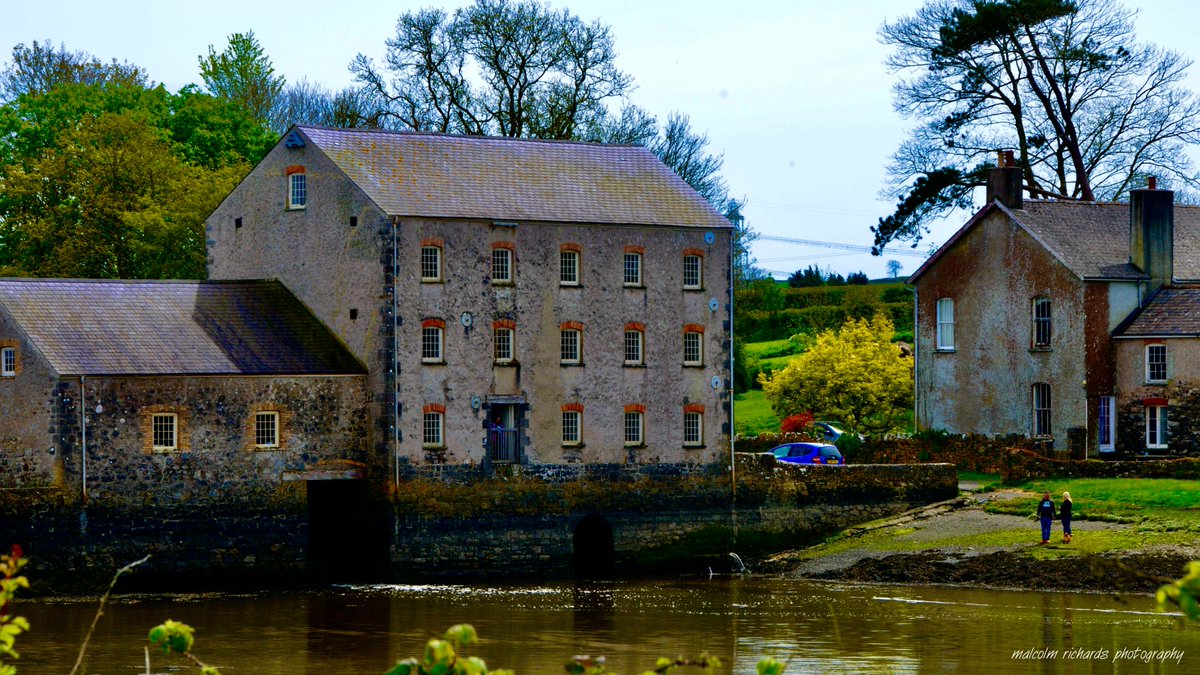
[728, 229, 736, 499]
[392, 217, 401, 493]
[79, 375, 88, 502]
[912, 288, 919, 431]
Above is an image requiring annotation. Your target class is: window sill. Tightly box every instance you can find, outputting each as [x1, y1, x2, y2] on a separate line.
[1147, 445, 1169, 451]
[934, 348, 956, 353]
[286, 206, 306, 211]
[560, 362, 584, 367]
[421, 360, 446, 366]
[0, 373, 13, 378]
[623, 363, 646, 368]
[683, 363, 705, 368]
[252, 445, 282, 451]
[623, 284, 645, 290]
[562, 442, 583, 449]
[559, 283, 581, 288]
[1146, 381, 1167, 386]
[624, 443, 646, 449]
[421, 279, 444, 284]
[422, 445, 446, 450]
[683, 443, 706, 449]
[1030, 347, 1052, 352]
[491, 281, 514, 287]
[493, 360, 517, 367]
[683, 287, 704, 292]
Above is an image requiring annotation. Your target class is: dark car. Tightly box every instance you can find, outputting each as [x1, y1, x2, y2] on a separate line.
[769, 442, 845, 465]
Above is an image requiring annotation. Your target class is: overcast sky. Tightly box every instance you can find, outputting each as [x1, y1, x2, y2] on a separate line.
[4, 0, 1200, 279]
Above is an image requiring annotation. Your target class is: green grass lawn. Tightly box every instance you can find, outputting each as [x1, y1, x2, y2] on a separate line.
[985, 478, 1200, 531]
[734, 389, 779, 436]
[743, 339, 792, 358]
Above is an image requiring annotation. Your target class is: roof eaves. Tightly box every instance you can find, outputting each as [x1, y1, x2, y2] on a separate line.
[288, 127, 395, 222]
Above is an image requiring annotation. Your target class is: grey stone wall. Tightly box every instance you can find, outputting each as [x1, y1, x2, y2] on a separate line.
[0, 307, 64, 488]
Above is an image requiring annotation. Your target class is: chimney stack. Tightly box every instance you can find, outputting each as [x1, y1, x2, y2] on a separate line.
[986, 150, 1023, 209]
[1130, 177, 1174, 293]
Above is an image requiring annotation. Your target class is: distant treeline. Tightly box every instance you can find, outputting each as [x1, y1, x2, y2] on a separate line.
[735, 282, 913, 342]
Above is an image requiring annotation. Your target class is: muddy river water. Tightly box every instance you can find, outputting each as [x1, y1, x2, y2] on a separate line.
[12, 577, 1200, 673]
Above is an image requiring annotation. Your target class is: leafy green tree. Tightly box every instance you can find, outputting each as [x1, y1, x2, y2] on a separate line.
[198, 31, 284, 125]
[760, 316, 913, 435]
[875, 0, 1200, 252]
[886, 260, 903, 278]
[847, 271, 870, 285]
[166, 85, 276, 169]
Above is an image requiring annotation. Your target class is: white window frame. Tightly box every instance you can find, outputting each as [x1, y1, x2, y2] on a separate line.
[421, 245, 442, 282]
[1146, 405, 1168, 449]
[254, 411, 279, 448]
[623, 252, 642, 287]
[152, 413, 178, 451]
[560, 250, 580, 286]
[493, 327, 514, 364]
[683, 331, 703, 366]
[683, 254, 702, 290]
[936, 298, 955, 350]
[1098, 396, 1115, 452]
[287, 172, 307, 210]
[422, 411, 444, 448]
[492, 247, 513, 284]
[422, 326, 444, 363]
[684, 411, 703, 446]
[1032, 297, 1051, 348]
[624, 329, 644, 365]
[624, 410, 644, 446]
[560, 329, 581, 365]
[0, 347, 14, 377]
[1146, 344, 1167, 384]
[1032, 383, 1052, 438]
[562, 410, 581, 446]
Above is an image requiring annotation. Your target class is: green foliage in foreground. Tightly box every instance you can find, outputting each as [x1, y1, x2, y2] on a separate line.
[1158, 561, 1200, 621]
[0, 547, 29, 675]
[384, 625, 764, 675]
[148, 619, 222, 674]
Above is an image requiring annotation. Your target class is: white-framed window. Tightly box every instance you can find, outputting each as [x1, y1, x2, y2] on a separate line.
[684, 330, 704, 366]
[624, 327, 644, 365]
[562, 409, 581, 446]
[492, 247, 513, 284]
[623, 252, 642, 286]
[422, 324, 444, 363]
[494, 327, 514, 364]
[1032, 297, 1051, 348]
[560, 249, 580, 286]
[152, 413, 178, 451]
[422, 410, 444, 447]
[624, 409, 644, 446]
[421, 245, 442, 282]
[936, 298, 954, 350]
[684, 411, 703, 446]
[1146, 344, 1167, 384]
[0, 347, 14, 377]
[255, 411, 279, 448]
[1146, 404, 1168, 449]
[683, 254, 703, 289]
[1098, 396, 1115, 452]
[1032, 382, 1051, 438]
[560, 327, 581, 364]
[287, 172, 307, 210]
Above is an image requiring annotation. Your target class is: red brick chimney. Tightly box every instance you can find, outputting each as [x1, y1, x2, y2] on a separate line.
[986, 150, 1023, 209]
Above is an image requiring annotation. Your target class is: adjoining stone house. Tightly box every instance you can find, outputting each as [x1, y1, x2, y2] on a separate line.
[910, 155, 1200, 456]
[0, 279, 369, 499]
[206, 126, 734, 478]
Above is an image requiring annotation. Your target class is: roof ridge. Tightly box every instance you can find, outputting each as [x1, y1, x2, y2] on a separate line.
[296, 124, 647, 149]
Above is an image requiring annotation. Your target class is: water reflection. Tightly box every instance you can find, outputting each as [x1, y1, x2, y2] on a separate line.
[12, 578, 1199, 674]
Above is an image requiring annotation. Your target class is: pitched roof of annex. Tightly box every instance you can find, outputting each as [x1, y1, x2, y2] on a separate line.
[1114, 286, 1200, 337]
[294, 125, 732, 230]
[0, 279, 365, 376]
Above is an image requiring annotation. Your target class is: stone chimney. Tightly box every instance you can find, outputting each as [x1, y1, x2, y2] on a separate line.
[1130, 177, 1174, 292]
[986, 150, 1023, 209]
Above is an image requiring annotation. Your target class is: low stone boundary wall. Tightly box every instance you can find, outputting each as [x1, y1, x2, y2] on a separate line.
[1001, 448, 1200, 482]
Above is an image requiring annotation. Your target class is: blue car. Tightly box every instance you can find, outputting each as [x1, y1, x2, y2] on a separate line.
[769, 442, 845, 465]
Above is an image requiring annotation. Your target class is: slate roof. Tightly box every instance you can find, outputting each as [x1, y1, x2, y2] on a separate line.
[0, 279, 365, 376]
[296, 125, 732, 229]
[1115, 286, 1200, 337]
[911, 199, 1200, 283]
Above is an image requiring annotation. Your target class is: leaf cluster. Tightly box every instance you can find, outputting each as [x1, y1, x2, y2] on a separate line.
[0, 546, 29, 675]
[1157, 560, 1200, 621]
[147, 619, 222, 675]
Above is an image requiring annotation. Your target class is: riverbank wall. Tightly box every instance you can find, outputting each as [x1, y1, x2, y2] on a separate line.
[0, 458, 957, 591]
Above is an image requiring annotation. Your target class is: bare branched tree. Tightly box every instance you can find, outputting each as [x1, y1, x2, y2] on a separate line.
[875, 0, 1200, 252]
[0, 40, 145, 102]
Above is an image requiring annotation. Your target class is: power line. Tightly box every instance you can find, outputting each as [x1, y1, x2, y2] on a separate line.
[757, 235, 929, 258]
